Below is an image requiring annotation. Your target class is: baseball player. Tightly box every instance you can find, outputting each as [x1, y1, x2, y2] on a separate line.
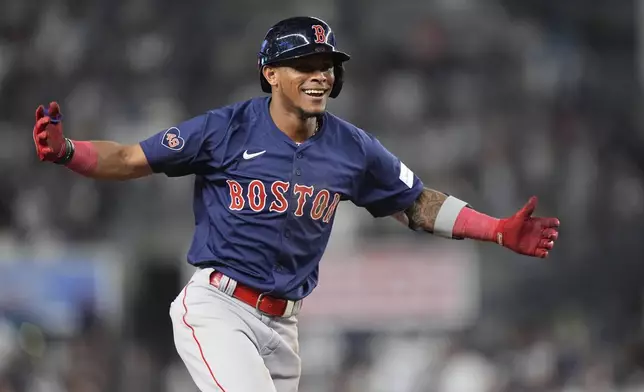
[32, 16, 560, 392]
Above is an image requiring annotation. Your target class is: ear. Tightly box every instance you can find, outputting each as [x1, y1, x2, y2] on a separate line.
[262, 66, 279, 88]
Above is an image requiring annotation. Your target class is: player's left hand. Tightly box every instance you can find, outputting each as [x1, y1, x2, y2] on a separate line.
[495, 196, 560, 258]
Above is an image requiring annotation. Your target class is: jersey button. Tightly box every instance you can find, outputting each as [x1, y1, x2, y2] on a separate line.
[296, 153, 303, 159]
[284, 230, 291, 238]
[295, 169, 301, 176]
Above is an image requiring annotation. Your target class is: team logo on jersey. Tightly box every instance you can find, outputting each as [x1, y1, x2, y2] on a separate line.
[226, 180, 341, 223]
[161, 127, 185, 151]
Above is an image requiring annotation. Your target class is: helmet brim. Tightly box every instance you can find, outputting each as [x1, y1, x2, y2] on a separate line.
[259, 43, 350, 68]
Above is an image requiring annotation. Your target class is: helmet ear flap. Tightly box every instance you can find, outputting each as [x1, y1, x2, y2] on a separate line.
[329, 63, 344, 99]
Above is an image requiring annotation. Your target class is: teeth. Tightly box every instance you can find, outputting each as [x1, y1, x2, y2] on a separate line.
[304, 89, 325, 95]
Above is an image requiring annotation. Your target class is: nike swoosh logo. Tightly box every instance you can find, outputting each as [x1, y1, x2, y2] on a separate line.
[243, 150, 266, 160]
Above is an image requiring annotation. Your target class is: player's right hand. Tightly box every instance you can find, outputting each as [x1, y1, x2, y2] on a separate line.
[33, 101, 67, 162]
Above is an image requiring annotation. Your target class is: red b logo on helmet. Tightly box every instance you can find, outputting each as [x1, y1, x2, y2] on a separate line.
[312, 25, 326, 43]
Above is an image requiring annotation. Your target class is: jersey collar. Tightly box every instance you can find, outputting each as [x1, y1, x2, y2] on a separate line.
[260, 97, 327, 148]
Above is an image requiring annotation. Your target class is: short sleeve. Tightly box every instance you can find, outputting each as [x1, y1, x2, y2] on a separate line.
[352, 134, 424, 217]
[139, 113, 224, 177]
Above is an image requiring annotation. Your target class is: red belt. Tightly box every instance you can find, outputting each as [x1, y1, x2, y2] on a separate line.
[209, 271, 300, 318]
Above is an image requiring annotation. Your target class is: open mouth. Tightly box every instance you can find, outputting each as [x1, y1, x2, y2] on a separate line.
[302, 89, 327, 98]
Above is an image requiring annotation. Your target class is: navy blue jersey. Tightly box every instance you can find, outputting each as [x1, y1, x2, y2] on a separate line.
[140, 97, 423, 300]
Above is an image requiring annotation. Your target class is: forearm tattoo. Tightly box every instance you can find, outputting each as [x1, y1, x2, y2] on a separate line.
[403, 188, 448, 232]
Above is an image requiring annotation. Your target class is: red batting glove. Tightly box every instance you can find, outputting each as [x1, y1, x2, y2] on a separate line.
[32, 101, 66, 162]
[494, 196, 560, 258]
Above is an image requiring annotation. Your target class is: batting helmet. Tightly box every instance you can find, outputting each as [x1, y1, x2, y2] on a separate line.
[258, 16, 351, 98]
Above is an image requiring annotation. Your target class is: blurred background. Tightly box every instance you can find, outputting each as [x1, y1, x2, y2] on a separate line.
[2, 0, 644, 391]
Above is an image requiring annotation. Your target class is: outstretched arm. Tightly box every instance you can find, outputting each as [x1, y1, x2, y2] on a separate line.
[66, 141, 152, 180]
[393, 187, 560, 258]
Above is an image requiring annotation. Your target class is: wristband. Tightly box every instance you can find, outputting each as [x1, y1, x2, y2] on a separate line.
[433, 196, 468, 238]
[65, 140, 99, 176]
[54, 138, 75, 165]
[452, 207, 500, 242]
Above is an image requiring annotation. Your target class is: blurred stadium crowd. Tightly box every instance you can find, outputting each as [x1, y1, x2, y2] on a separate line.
[2, 0, 644, 391]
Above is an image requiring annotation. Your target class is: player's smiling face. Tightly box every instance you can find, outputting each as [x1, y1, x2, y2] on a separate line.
[266, 54, 336, 117]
